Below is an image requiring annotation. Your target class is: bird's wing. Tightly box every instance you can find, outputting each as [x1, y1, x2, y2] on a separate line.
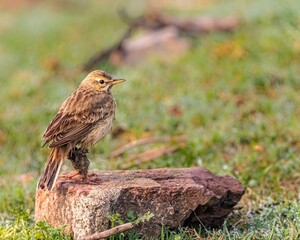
[42, 89, 115, 148]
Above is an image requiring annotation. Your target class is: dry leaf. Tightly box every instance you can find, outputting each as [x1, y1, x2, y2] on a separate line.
[168, 106, 183, 117]
[253, 144, 264, 152]
[214, 41, 245, 59]
[42, 57, 61, 71]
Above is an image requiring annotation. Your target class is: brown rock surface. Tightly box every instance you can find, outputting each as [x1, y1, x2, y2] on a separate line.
[35, 167, 244, 239]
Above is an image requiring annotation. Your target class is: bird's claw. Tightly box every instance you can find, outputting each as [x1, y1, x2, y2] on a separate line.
[79, 176, 97, 185]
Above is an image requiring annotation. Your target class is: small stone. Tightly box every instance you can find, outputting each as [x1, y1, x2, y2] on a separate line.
[35, 167, 244, 239]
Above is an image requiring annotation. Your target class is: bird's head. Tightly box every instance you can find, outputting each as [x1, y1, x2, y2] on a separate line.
[80, 70, 125, 93]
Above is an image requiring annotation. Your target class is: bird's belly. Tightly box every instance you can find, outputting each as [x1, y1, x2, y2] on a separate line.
[81, 115, 114, 148]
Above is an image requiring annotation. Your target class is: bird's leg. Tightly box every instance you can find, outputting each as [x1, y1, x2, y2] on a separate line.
[67, 147, 94, 184]
[76, 148, 90, 179]
[61, 147, 81, 180]
[76, 149, 97, 185]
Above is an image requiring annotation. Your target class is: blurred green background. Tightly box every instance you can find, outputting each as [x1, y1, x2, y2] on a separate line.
[0, 0, 299, 239]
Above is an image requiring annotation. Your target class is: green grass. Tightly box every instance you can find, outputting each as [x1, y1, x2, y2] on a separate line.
[0, 0, 300, 239]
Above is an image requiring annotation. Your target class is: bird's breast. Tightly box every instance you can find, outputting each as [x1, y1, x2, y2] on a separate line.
[80, 112, 115, 148]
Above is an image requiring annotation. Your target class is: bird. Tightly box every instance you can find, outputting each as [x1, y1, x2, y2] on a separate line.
[38, 70, 125, 190]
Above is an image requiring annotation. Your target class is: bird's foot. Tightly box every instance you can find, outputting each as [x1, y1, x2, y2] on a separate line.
[60, 171, 96, 185]
[78, 175, 97, 185]
[66, 147, 94, 184]
[60, 171, 80, 180]
[68, 171, 81, 179]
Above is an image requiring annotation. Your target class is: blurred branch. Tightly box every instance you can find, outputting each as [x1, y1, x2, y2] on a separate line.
[82, 26, 133, 71]
[122, 145, 178, 168]
[120, 11, 239, 33]
[82, 11, 239, 70]
[111, 135, 186, 158]
[120, 144, 185, 169]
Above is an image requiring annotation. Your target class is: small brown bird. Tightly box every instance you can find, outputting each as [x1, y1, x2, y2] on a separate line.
[38, 70, 125, 190]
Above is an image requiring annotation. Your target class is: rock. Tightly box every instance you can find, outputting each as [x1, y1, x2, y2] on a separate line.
[35, 167, 244, 239]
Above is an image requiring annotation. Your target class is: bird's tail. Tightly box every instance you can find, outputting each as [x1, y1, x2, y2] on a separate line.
[38, 148, 66, 191]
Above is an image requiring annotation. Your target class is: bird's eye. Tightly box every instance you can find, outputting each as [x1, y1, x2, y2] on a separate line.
[99, 80, 105, 84]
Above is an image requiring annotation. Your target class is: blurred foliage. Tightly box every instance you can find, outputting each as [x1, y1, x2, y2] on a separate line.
[0, 208, 71, 239]
[0, 0, 300, 239]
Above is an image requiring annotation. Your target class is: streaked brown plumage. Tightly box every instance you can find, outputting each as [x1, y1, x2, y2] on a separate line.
[38, 70, 125, 190]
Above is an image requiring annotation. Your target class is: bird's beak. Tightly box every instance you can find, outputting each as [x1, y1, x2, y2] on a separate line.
[111, 79, 126, 85]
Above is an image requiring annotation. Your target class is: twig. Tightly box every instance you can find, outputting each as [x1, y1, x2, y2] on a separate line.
[80, 211, 154, 240]
[111, 135, 186, 158]
[80, 222, 133, 240]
